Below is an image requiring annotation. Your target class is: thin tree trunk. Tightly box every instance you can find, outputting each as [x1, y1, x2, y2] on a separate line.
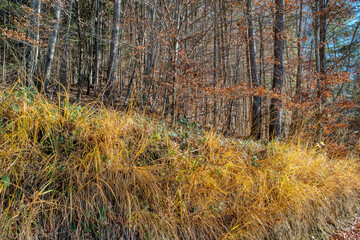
[87, 0, 96, 96]
[296, 0, 303, 99]
[171, 0, 181, 123]
[93, 0, 102, 97]
[334, 21, 360, 100]
[317, 0, 327, 140]
[142, 0, 158, 106]
[259, 9, 268, 139]
[247, 0, 262, 140]
[76, 1, 84, 101]
[314, 0, 321, 140]
[2, 13, 7, 84]
[314, 0, 327, 140]
[226, 100, 234, 134]
[1, 45, 5, 84]
[42, 0, 62, 93]
[58, 0, 74, 94]
[105, 0, 122, 102]
[213, 0, 218, 127]
[123, 60, 138, 108]
[259, 13, 264, 87]
[291, 0, 303, 134]
[269, 0, 285, 139]
[25, 0, 41, 87]
[319, 0, 327, 76]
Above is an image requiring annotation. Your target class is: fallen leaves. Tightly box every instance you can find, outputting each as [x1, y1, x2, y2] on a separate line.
[330, 220, 360, 240]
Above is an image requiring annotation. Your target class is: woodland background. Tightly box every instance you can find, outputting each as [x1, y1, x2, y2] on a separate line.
[0, 0, 359, 144]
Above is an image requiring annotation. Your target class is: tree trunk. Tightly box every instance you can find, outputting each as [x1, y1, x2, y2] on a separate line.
[319, 0, 327, 77]
[93, 0, 102, 97]
[42, 0, 62, 93]
[171, 0, 181, 123]
[269, 0, 285, 139]
[247, 0, 262, 140]
[105, 0, 122, 102]
[212, 0, 218, 128]
[58, 0, 74, 94]
[76, 1, 84, 101]
[2, 13, 7, 84]
[142, 0, 158, 107]
[291, 0, 303, 135]
[296, 0, 303, 99]
[86, 1, 97, 96]
[259, 12, 264, 87]
[315, 0, 327, 140]
[25, 0, 41, 87]
[2, 42, 5, 84]
[123, 60, 138, 108]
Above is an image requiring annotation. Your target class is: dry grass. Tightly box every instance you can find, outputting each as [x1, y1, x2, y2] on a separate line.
[0, 86, 360, 239]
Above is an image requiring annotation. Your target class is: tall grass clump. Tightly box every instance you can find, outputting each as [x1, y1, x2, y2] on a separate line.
[0, 86, 360, 239]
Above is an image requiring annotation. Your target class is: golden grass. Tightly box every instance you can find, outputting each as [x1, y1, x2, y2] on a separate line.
[0, 86, 360, 239]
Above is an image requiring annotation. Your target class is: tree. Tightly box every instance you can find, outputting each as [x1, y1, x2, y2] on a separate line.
[142, 0, 158, 108]
[246, 0, 262, 140]
[25, 0, 41, 87]
[93, 0, 103, 97]
[1, 0, 359, 143]
[58, 0, 74, 94]
[41, 0, 62, 93]
[269, 0, 285, 139]
[75, 0, 84, 101]
[105, 0, 122, 102]
[291, 0, 304, 134]
[316, 0, 328, 140]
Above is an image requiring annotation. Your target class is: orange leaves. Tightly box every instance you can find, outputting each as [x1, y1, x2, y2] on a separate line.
[330, 221, 360, 240]
[334, 99, 358, 110]
[21, 5, 33, 15]
[1, 28, 26, 41]
[1, 27, 42, 46]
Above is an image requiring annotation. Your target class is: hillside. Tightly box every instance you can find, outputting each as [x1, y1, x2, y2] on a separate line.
[0, 87, 360, 239]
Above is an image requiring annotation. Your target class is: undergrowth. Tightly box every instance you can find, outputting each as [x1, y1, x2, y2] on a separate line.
[0, 86, 360, 239]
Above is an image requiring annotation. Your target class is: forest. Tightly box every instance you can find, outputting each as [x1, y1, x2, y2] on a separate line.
[0, 0, 360, 239]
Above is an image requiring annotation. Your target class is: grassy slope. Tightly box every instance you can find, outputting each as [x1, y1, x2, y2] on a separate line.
[0, 87, 360, 239]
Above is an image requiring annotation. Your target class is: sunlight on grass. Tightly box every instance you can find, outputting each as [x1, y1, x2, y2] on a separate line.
[0, 86, 359, 239]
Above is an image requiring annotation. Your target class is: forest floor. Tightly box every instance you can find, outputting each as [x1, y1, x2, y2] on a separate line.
[1, 85, 360, 239]
[330, 217, 360, 239]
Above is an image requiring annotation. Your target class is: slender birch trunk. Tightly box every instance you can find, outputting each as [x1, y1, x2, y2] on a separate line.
[42, 0, 62, 93]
